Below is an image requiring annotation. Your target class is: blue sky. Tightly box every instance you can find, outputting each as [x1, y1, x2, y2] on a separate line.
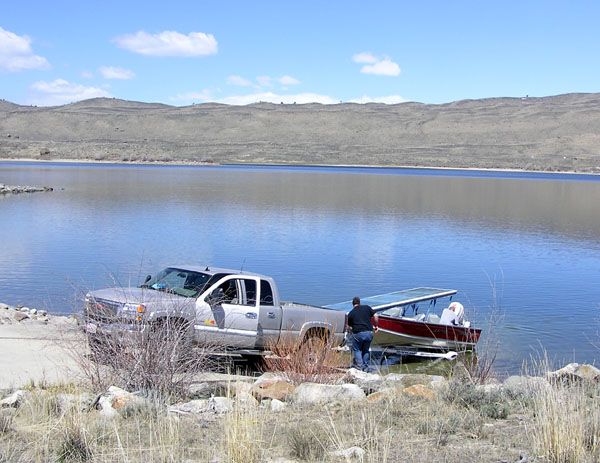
[1, 0, 599, 106]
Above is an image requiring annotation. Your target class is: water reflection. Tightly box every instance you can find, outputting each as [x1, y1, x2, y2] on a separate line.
[1, 162, 599, 373]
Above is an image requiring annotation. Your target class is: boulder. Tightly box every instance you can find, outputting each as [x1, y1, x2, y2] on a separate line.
[0, 303, 9, 310]
[1, 390, 28, 408]
[292, 383, 365, 405]
[269, 399, 287, 412]
[14, 312, 29, 322]
[547, 363, 600, 384]
[503, 376, 550, 396]
[56, 393, 95, 413]
[95, 386, 150, 418]
[235, 391, 259, 409]
[252, 380, 296, 401]
[402, 384, 435, 401]
[381, 373, 445, 390]
[208, 396, 233, 414]
[252, 372, 290, 388]
[168, 399, 210, 415]
[343, 368, 383, 393]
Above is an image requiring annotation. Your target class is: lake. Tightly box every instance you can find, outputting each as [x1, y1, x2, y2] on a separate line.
[1, 161, 599, 373]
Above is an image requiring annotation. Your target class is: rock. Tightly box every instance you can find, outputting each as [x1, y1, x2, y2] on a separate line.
[56, 393, 95, 413]
[1, 390, 28, 408]
[232, 381, 253, 397]
[168, 399, 210, 415]
[236, 391, 259, 409]
[14, 312, 29, 322]
[292, 383, 365, 405]
[330, 446, 366, 461]
[547, 363, 600, 383]
[38, 310, 47, 317]
[19, 307, 29, 312]
[402, 384, 435, 400]
[343, 368, 383, 393]
[95, 386, 150, 418]
[208, 396, 233, 414]
[381, 373, 445, 390]
[252, 372, 290, 388]
[269, 399, 287, 412]
[252, 380, 296, 401]
[504, 376, 550, 396]
[366, 390, 393, 402]
[28, 308, 37, 316]
[0, 303, 9, 310]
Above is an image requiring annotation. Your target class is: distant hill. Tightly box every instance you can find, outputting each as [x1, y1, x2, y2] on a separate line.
[0, 93, 599, 172]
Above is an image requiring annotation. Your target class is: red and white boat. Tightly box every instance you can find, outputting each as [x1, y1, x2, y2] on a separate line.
[326, 288, 481, 351]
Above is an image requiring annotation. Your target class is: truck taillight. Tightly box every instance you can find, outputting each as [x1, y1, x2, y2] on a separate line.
[136, 304, 145, 313]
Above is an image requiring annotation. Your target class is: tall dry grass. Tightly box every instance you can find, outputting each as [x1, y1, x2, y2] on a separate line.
[526, 361, 600, 463]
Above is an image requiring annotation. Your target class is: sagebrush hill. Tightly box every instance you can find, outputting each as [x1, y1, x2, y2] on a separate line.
[1, 93, 599, 172]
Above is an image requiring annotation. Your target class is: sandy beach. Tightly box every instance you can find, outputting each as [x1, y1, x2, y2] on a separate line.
[0, 305, 82, 389]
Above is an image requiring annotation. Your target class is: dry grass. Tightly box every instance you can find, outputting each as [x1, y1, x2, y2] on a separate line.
[223, 400, 264, 463]
[529, 379, 600, 462]
[262, 331, 347, 384]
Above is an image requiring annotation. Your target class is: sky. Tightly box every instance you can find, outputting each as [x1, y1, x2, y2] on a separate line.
[1, 0, 599, 106]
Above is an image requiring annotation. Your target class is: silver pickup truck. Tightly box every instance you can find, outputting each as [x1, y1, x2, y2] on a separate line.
[84, 265, 346, 352]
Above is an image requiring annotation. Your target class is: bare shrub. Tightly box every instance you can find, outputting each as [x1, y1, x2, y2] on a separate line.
[287, 425, 326, 461]
[262, 330, 346, 384]
[70, 308, 223, 401]
[55, 417, 94, 463]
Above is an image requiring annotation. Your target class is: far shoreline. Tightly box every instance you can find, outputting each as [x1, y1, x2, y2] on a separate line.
[2, 157, 600, 179]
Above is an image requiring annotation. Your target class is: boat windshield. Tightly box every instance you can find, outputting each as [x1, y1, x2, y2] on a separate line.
[142, 267, 212, 298]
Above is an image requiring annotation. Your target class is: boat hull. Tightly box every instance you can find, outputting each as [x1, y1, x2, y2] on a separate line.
[374, 315, 481, 350]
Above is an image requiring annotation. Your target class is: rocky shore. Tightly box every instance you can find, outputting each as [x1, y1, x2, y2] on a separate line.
[1, 300, 600, 461]
[0, 183, 53, 195]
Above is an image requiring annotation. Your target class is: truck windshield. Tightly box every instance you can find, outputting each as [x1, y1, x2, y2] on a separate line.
[142, 268, 211, 298]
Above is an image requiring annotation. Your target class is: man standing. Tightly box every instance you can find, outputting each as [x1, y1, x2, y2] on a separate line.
[346, 296, 378, 372]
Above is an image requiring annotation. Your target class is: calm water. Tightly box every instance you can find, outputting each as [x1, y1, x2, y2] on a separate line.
[1, 161, 599, 373]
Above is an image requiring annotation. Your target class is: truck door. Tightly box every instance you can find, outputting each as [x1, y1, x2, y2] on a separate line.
[194, 275, 260, 349]
[256, 279, 283, 348]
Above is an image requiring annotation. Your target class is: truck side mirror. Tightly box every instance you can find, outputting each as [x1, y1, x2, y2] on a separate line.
[143, 274, 152, 284]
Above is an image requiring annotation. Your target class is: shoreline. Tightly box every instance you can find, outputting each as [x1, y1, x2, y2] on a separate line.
[1, 156, 599, 178]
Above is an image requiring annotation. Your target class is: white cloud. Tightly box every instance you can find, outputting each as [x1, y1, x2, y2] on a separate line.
[227, 75, 252, 87]
[278, 75, 300, 85]
[29, 79, 111, 106]
[81, 70, 94, 79]
[348, 95, 406, 104]
[216, 92, 336, 105]
[113, 30, 217, 57]
[353, 52, 401, 76]
[99, 66, 135, 80]
[360, 58, 401, 76]
[352, 52, 377, 64]
[0, 26, 49, 72]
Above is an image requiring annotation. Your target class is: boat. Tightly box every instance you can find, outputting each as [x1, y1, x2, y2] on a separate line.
[325, 287, 481, 351]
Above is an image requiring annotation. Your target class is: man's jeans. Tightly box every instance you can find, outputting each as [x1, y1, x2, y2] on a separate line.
[350, 331, 374, 371]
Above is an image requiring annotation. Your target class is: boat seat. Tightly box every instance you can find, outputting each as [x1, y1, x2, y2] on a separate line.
[414, 314, 426, 322]
[426, 314, 441, 324]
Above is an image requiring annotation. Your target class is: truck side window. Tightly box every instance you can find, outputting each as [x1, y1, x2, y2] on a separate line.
[244, 279, 257, 306]
[260, 280, 274, 306]
[216, 280, 239, 304]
